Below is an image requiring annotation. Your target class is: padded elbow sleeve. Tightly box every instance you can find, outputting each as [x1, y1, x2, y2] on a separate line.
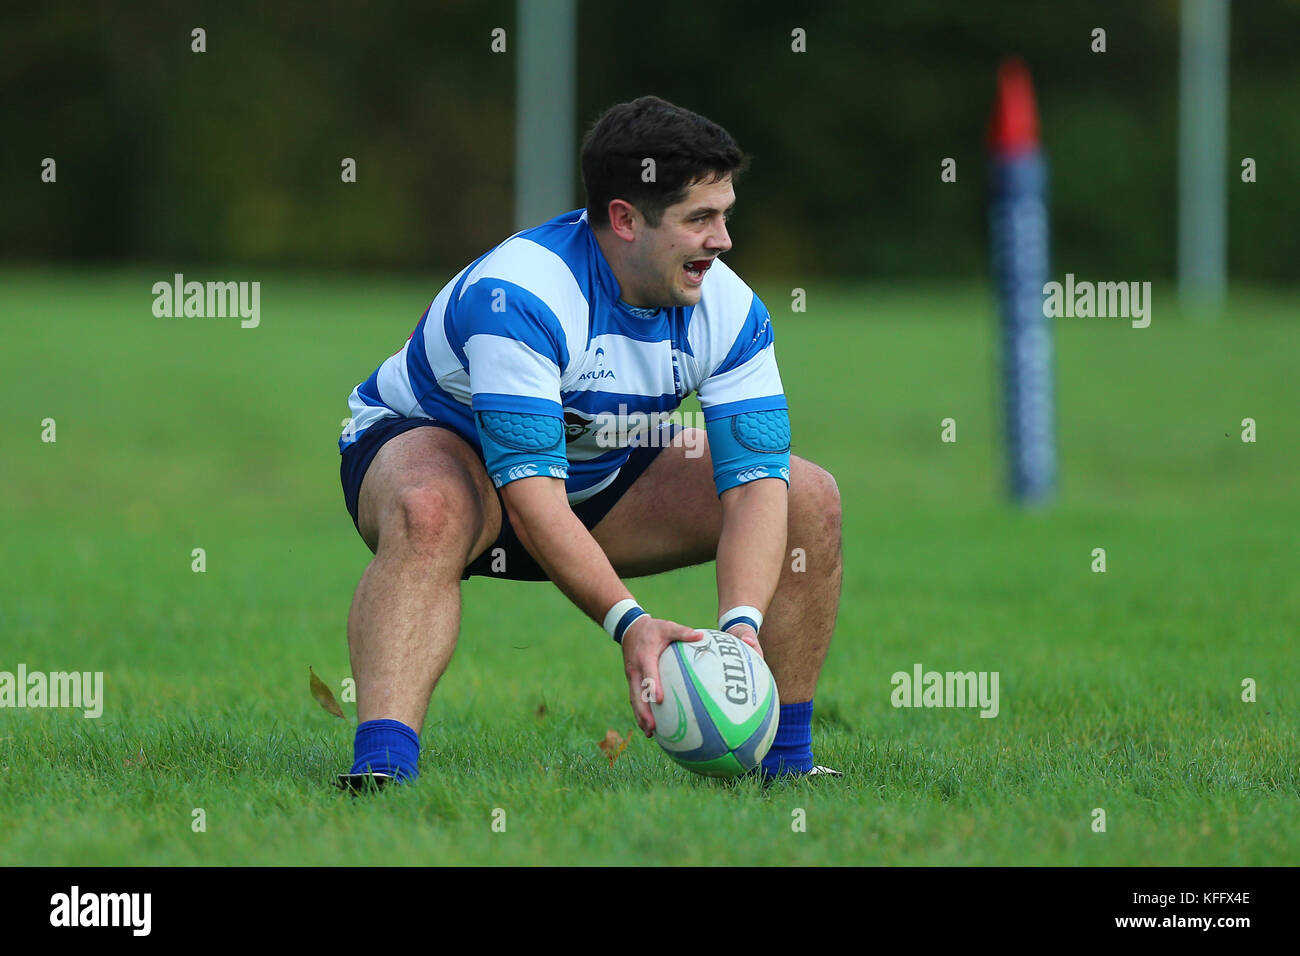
[476, 410, 569, 488]
[705, 408, 791, 496]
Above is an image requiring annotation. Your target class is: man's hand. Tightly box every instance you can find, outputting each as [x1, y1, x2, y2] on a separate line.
[622, 617, 703, 737]
[724, 623, 764, 659]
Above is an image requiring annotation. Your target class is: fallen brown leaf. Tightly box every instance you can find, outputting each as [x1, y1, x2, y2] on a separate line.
[309, 666, 345, 718]
[597, 728, 633, 768]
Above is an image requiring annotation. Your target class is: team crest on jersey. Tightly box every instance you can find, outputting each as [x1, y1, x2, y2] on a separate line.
[564, 409, 595, 443]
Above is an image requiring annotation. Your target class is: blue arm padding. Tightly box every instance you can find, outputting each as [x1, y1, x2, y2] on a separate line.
[475, 410, 569, 488]
[705, 408, 791, 496]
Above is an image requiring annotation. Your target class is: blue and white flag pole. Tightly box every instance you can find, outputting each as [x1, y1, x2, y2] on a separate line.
[988, 58, 1057, 504]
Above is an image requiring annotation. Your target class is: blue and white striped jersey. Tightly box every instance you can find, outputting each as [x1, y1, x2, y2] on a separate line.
[341, 208, 786, 503]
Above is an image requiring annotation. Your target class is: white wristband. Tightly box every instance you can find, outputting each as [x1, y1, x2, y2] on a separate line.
[719, 605, 764, 634]
[603, 599, 647, 643]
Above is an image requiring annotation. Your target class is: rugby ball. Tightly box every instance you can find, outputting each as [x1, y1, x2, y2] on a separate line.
[650, 629, 779, 777]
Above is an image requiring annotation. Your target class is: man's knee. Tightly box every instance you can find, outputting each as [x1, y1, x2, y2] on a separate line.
[357, 427, 500, 559]
[381, 483, 477, 562]
[792, 460, 842, 545]
[384, 484, 450, 549]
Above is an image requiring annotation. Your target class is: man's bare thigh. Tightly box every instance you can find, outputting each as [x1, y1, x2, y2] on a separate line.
[355, 425, 502, 563]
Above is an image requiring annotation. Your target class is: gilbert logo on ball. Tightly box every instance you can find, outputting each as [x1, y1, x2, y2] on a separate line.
[651, 629, 779, 777]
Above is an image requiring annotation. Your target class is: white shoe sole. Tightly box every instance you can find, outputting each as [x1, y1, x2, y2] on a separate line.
[335, 771, 396, 793]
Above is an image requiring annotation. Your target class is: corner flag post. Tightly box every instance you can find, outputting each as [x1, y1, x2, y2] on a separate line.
[988, 58, 1057, 505]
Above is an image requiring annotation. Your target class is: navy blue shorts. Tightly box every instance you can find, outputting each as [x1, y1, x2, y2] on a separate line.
[340, 416, 679, 581]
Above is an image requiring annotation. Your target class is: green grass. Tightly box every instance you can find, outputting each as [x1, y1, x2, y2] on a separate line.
[1, 267, 1297, 865]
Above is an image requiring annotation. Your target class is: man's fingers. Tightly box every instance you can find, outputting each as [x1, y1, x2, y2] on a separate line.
[634, 661, 659, 733]
[640, 651, 664, 706]
[725, 624, 764, 658]
[624, 618, 706, 737]
[628, 672, 653, 736]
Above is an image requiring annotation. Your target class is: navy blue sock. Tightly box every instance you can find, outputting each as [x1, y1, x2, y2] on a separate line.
[351, 718, 420, 782]
[761, 700, 815, 778]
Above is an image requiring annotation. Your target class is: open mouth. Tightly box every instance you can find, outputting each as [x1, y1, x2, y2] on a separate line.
[683, 258, 713, 284]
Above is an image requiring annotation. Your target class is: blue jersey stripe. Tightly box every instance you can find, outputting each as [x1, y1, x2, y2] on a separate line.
[414, 378, 477, 440]
[357, 369, 387, 409]
[454, 280, 570, 369]
[406, 319, 445, 406]
[589, 308, 674, 342]
[701, 394, 788, 422]
[563, 390, 678, 415]
[471, 392, 564, 416]
[713, 295, 771, 378]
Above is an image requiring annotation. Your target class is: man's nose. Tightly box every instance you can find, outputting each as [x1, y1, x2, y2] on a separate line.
[707, 221, 732, 254]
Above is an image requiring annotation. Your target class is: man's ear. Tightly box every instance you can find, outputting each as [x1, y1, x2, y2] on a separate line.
[607, 199, 640, 241]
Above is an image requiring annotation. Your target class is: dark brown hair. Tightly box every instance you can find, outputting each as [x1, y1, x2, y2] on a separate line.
[581, 95, 749, 229]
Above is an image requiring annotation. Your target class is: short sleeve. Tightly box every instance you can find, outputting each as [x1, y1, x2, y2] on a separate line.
[695, 293, 787, 422]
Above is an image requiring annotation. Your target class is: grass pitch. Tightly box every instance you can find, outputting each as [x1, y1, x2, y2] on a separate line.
[2, 267, 1297, 865]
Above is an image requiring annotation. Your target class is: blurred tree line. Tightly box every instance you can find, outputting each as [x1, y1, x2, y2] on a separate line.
[3, 0, 1296, 281]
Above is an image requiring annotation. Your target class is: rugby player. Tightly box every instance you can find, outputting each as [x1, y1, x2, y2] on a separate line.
[337, 95, 842, 789]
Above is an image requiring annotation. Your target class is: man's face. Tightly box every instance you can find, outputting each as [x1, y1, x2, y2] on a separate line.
[624, 176, 735, 309]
